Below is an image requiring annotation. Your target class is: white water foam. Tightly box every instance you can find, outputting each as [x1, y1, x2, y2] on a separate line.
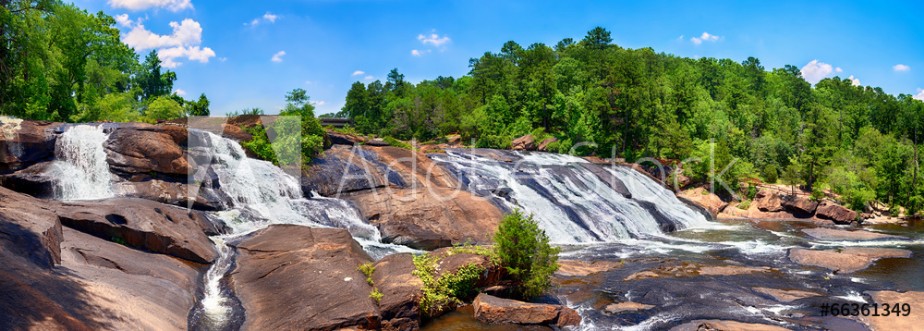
[52, 125, 114, 200]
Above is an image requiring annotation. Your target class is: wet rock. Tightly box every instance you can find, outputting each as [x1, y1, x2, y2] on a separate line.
[815, 201, 859, 224]
[788, 247, 912, 273]
[0, 119, 59, 174]
[113, 179, 230, 211]
[860, 291, 924, 330]
[53, 198, 220, 263]
[625, 262, 771, 281]
[801, 228, 905, 241]
[679, 187, 728, 217]
[0, 161, 59, 198]
[669, 319, 790, 331]
[604, 302, 654, 314]
[537, 137, 557, 151]
[576, 163, 632, 198]
[105, 125, 190, 176]
[372, 253, 423, 330]
[752, 287, 822, 302]
[328, 130, 365, 146]
[511, 134, 536, 151]
[556, 260, 623, 277]
[472, 293, 580, 327]
[780, 195, 818, 217]
[230, 225, 380, 330]
[304, 145, 397, 197]
[754, 189, 784, 212]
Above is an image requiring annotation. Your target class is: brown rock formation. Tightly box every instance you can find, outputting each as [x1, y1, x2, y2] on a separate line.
[815, 200, 859, 224]
[472, 293, 580, 327]
[511, 134, 536, 151]
[788, 247, 912, 273]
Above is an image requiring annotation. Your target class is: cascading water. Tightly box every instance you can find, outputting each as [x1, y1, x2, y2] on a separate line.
[51, 125, 114, 201]
[188, 131, 414, 330]
[431, 149, 712, 244]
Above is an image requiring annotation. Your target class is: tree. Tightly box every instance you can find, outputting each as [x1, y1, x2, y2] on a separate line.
[144, 96, 184, 121]
[138, 51, 175, 102]
[494, 210, 559, 299]
[581, 26, 612, 50]
[187, 93, 210, 116]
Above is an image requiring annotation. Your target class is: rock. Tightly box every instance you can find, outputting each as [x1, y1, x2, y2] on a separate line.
[372, 253, 423, 330]
[431, 248, 502, 286]
[366, 138, 390, 146]
[113, 179, 230, 211]
[446, 134, 462, 146]
[669, 319, 790, 331]
[859, 291, 924, 330]
[604, 302, 655, 314]
[625, 262, 771, 281]
[556, 260, 623, 277]
[304, 145, 400, 197]
[511, 134, 536, 151]
[815, 201, 859, 224]
[679, 187, 727, 217]
[230, 225, 380, 330]
[752, 287, 821, 303]
[0, 161, 59, 198]
[576, 163, 632, 198]
[788, 247, 912, 273]
[53, 198, 220, 263]
[105, 126, 190, 177]
[0, 187, 64, 267]
[780, 195, 818, 216]
[0, 119, 59, 174]
[328, 130, 365, 146]
[537, 137, 558, 151]
[801, 228, 905, 241]
[755, 189, 784, 212]
[472, 293, 580, 327]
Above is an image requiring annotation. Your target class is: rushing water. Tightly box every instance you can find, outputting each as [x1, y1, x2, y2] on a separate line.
[186, 131, 415, 330]
[431, 149, 712, 244]
[51, 125, 114, 201]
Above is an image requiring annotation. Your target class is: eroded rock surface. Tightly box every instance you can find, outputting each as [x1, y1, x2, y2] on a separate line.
[788, 247, 912, 273]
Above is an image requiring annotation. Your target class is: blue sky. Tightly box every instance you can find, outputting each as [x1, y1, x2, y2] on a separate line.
[73, 0, 924, 115]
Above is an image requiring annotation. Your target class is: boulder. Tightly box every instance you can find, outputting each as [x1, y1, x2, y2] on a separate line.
[446, 134, 462, 146]
[788, 247, 912, 273]
[113, 179, 230, 211]
[780, 195, 818, 216]
[229, 225, 380, 331]
[678, 187, 728, 217]
[105, 126, 190, 177]
[556, 260, 623, 277]
[754, 189, 784, 212]
[327, 130, 365, 146]
[815, 201, 859, 224]
[604, 302, 655, 314]
[472, 293, 581, 327]
[0, 161, 59, 199]
[669, 320, 790, 331]
[372, 253, 423, 331]
[511, 134, 536, 151]
[304, 145, 400, 197]
[0, 186, 64, 267]
[0, 119, 59, 174]
[537, 137, 558, 151]
[52, 198, 221, 263]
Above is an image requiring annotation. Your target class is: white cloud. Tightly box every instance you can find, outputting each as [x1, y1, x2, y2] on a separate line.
[351, 70, 365, 76]
[174, 89, 186, 96]
[417, 32, 450, 47]
[247, 12, 279, 27]
[893, 64, 911, 72]
[411, 49, 422, 57]
[121, 19, 215, 68]
[914, 89, 924, 101]
[311, 100, 326, 107]
[363, 75, 374, 81]
[271, 51, 286, 63]
[690, 32, 720, 45]
[114, 14, 134, 27]
[835, 67, 843, 73]
[848, 75, 861, 86]
[800, 59, 835, 84]
[108, 0, 192, 12]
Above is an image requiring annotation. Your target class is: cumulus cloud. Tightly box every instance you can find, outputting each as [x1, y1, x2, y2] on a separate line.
[247, 12, 279, 27]
[174, 89, 186, 96]
[121, 19, 215, 68]
[411, 49, 422, 57]
[800, 60, 835, 84]
[835, 67, 843, 73]
[363, 75, 374, 81]
[352, 70, 365, 76]
[690, 32, 720, 45]
[893, 64, 911, 72]
[271, 51, 286, 63]
[914, 89, 924, 101]
[848, 75, 861, 86]
[418, 32, 450, 47]
[108, 0, 192, 12]
[114, 14, 134, 27]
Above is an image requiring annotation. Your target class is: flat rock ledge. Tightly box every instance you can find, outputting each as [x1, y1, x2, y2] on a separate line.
[788, 247, 912, 273]
[472, 293, 580, 328]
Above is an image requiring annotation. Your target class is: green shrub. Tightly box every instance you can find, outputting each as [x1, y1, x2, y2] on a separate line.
[494, 210, 559, 299]
[241, 125, 279, 164]
[762, 164, 779, 183]
[369, 288, 383, 303]
[737, 200, 752, 210]
[811, 185, 826, 201]
[412, 253, 485, 316]
[358, 262, 375, 285]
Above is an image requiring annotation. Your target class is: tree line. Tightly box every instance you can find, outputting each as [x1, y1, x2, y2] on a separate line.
[338, 27, 923, 216]
[0, 0, 210, 122]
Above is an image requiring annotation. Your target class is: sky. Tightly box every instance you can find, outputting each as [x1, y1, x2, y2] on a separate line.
[72, 0, 924, 115]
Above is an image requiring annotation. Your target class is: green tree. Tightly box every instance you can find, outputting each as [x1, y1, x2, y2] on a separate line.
[144, 95, 184, 121]
[494, 210, 559, 299]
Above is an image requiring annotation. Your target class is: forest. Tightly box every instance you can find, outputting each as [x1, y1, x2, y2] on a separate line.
[0, 0, 209, 122]
[337, 27, 923, 215]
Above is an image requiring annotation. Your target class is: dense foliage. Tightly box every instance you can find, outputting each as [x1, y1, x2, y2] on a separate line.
[412, 252, 485, 316]
[339, 27, 923, 215]
[0, 0, 209, 122]
[239, 88, 326, 166]
[494, 210, 559, 299]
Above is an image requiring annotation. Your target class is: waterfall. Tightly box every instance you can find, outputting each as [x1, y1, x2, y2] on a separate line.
[52, 125, 114, 201]
[188, 131, 414, 330]
[431, 149, 711, 244]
